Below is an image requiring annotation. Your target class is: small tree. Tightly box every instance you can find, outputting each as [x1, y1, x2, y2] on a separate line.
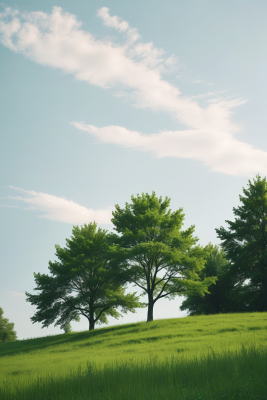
[62, 322, 72, 333]
[26, 223, 143, 330]
[180, 244, 236, 315]
[0, 308, 17, 343]
[111, 192, 216, 322]
[216, 175, 267, 312]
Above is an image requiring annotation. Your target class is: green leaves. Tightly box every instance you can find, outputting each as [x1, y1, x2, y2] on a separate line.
[216, 175, 267, 312]
[0, 308, 17, 343]
[26, 190, 222, 328]
[112, 192, 215, 321]
[180, 245, 234, 315]
[26, 223, 144, 330]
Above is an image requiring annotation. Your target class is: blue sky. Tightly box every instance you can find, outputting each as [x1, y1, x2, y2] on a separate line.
[1, 0, 267, 339]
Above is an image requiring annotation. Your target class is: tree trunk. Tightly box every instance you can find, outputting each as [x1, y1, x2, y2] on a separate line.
[89, 315, 95, 330]
[147, 293, 154, 322]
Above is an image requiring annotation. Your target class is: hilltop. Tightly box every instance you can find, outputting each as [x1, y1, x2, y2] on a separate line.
[1, 313, 267, 400]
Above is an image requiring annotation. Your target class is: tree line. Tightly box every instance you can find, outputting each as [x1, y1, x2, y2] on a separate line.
[2, 175, 267, 341]
[182, 175, 267, 315]
[26, 191, 216, 331]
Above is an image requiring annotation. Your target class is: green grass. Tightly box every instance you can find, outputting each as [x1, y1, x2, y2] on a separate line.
[1, 312, 267, 400]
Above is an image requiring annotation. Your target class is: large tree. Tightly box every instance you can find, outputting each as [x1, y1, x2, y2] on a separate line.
[0, 308, 17, 343]
[26, 223, 143, 330]
[180, 244, 237, 315]
[111, 192, 216, 322]
[216, 175, 267, 312]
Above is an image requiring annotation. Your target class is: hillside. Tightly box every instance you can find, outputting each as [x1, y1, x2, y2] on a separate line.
[1, 313, 267, 400]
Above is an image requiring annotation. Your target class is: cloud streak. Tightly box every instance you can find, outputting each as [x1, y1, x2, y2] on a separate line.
[0, 6, 266, 176]
[6, 290, 25, 296]
[97, 7, 133, 35]
[0, 6, 241, 130]
[8, 186, 113, 224]
[0, 204, 19, 208]
[73, 122, 267, 176]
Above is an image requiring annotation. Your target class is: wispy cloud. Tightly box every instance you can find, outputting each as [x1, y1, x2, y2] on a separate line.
[73, 122, 267, 176]
[6, 290, 25, 296]
[0, 204, 19, 208]
[0, 6, 265, 176]
[0, 6, 238, 128]
[8, 186, 113, 224]
[97, 7, 130, 32]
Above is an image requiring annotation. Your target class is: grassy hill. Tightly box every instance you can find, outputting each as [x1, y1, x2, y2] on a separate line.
[1, 313, 267, 400]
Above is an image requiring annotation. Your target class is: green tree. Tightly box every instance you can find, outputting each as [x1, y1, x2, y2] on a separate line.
[216, 175, 267, 312]
[62, 322, 72, 333]
[0, 308, 17, 343]
[26, 223, 143, 330]
[180, 244, 236, 315]
[111, 192, 216, 322]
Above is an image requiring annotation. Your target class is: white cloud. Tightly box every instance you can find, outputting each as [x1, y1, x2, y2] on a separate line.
[97, 7, 130, 33]
[1, 6, 265, 176]
[97, 7, 141, 44]
[6, 290, 25, 296]
[8, 186, 113, 224]
[0, 8, 20, 51]
[73, 122, 267, 176]
[0, 6, 228, 126]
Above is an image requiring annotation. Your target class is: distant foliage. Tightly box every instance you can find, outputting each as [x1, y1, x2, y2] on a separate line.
[180, 244, 238, 315]
[62, 323, 72, 333]
[216, 175, 267, 312]
[182, 175, 267, 315]
[0, 307, 17, 343]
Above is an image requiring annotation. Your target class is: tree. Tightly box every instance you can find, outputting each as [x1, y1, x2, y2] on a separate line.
[216, 175, 267, 312]
[111, 192, 216, 322]
[180, 244, 236, 315]
[0, 308, 17, 343]
[26, 223, 143, 331]
[62, 322, 72, 333]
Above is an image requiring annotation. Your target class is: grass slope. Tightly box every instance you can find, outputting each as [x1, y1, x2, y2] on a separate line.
[1, 313, 267, 400]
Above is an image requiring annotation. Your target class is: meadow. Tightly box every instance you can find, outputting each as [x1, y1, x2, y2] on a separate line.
[0, 312, 267, 400]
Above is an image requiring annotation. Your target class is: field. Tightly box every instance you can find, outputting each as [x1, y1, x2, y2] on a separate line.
[0, 312, 267, 400]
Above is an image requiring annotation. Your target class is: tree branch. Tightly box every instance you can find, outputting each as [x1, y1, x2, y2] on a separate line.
[94, 305, 111, 324]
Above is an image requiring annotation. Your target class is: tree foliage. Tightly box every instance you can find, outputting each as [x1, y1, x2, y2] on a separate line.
[26, 223, 143, 330]
[111, 192, 216, 321]
[216, 175, 267, 311]
[62, 322, 72, 333]
[180, 244, 237, 315]
[0, 307, 17, 343]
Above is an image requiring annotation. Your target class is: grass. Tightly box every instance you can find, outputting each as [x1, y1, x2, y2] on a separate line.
[0, 312, 267, 399]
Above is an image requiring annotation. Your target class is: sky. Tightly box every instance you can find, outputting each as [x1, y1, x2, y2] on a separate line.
[1, 0, 267, 340]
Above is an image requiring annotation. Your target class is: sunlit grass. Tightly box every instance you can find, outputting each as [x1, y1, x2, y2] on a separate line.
[1, 312, 267, 399]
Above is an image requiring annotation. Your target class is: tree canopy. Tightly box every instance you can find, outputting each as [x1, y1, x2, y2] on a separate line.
[0, 308, 17, 343]
[26, 223, 143, 330]
[62, 322, 73, 333]
[216, 175, 267, 312]
[111, 192, 216, 321]
[180, 244, 236, 315]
